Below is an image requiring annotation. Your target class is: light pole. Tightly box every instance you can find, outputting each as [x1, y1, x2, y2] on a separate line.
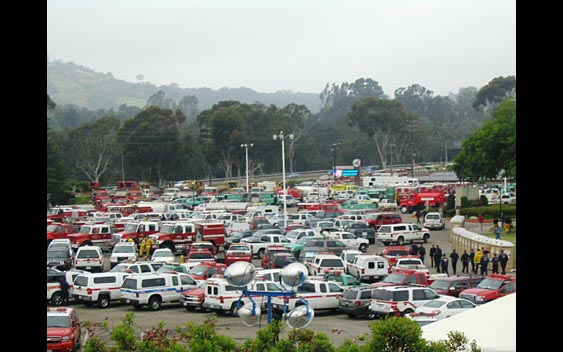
[330, 143, 341, 182]
[273, 131, 294, 226]
[241, 143, 253, 193]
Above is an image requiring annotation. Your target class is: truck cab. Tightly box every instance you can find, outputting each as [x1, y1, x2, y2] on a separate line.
[459, 274, 516, 304]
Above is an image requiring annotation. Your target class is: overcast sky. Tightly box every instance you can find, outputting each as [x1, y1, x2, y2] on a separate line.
[47, 0, 515, 97]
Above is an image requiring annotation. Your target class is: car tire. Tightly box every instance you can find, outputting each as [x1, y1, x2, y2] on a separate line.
[367, 312, 377, 320]
[98, 295, 110, 309]
[229, 302, 240, 317]
[50, 292, 64, 306]
[257, 249, 265, 258]
[397, 237, 405, 246]
[185, 305, 195, 312]
[359, 243, 368, 252]
[132, 303, 142, 309]
[402, 308, 414, 316]
[423, 234, 429, 243]
[148, 296, 162, 311]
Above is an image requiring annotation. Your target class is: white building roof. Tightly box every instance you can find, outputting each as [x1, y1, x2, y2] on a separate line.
[422, 293, 516, 351]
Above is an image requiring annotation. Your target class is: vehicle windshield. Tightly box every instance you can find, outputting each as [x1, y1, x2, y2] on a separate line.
[430, 280, 451, 290]
[113, 246, 135, 254]
[476, 278, 504, 290]
[426, 214, 440, 220]
[160, 224, 176, 234]
[397, 259, 422, 265]
[320, 259, 344, 267]
[49, 243, 69, 251]
[228, 245, 249, 252]
[189, 265, 208, 275]
[382, 273, 406, 284]
[77, 249, 100, 258]
[422, 300, 447, 308]
[153, 250, 172, 257]
[47, 225, 60, 232]
[124, 223, 139, 232]
[47, 251, 68, 259]
[47, 315, 70, 328]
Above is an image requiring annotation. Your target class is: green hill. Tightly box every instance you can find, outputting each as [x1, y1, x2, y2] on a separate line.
[47, 60, 321, 113]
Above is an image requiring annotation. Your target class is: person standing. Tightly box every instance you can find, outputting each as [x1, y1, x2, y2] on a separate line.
[429, 244, 436, 268]
[440, 254, 449, 276]
[469, 248, 476, 274]
[461, 250, 470, 273]
[450, 249, 459, 275]
[480, 252, 490, 276]
[474, 248, 483, 274]
[434, 245, 443, 273]
[59, 276, 70, 305]
[415, 208, 421, 224]
[491, 253, 500, 274]
[478, 213, 484, 230]
[418, 244, 426, 264]
[493, 224, 502, 240]
[499, 250, 509, 275]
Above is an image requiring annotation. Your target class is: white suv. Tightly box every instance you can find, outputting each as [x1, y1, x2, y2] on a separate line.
[73, 271, 131, 308]
[367, 285, 441, 319]
[120, 272, 199, 310]
[376, 223, 431, 246]
[110, 242, 138, 268]
[74, 245, 104, 272]
[423, 212, 445, 230]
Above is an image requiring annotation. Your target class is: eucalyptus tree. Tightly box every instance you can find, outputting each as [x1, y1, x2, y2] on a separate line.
[346, 97, 412, 169]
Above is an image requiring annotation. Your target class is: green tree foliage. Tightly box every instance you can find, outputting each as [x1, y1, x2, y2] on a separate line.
[119, 107, 187, 186]
[47, 94, 73, 206]
[346, 97, 411, 169]
[472, 76, 516, 112]
[63, 116, 121, 183]
[453, 100, 516, 181]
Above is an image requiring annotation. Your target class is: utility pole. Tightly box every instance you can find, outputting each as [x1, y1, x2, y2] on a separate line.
[390, 143, 395, 176]
[330, 143, 341, 181]
[407, 119, 417, 178]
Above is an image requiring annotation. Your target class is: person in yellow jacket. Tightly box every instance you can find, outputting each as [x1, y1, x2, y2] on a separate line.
[473, 248, 483, 274]
[144, 237, 154, 259]
[138, 238, 146, 258]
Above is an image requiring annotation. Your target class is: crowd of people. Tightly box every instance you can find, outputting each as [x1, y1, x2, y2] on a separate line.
[410, 243, 510, 276]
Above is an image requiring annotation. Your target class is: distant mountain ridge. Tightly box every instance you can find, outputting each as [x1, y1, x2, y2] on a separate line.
[47, 60, 321, 113]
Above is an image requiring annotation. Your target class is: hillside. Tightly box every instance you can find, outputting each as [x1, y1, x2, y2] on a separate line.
[47, 60, 321, 113]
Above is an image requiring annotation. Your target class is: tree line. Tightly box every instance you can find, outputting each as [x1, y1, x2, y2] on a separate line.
[47, 76, 516, 205]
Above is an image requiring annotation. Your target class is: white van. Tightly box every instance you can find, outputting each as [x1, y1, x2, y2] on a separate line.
[346, 254, 389, 282]
[73, 271, 131, 308]
[120, 272, 199, 310]
[74, 246, 104, 272]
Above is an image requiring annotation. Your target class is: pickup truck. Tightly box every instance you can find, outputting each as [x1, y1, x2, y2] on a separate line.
[244, 234, 291, 258]
[271, 279, 344, 313]
[67, 224, 115, 251]
[370, 269, 442, 288]
[325, 231, 369, 252]
[47, 223, 79, 245]
[376, 223, 431, 246]
[309, 272, 366, 288]
[458, 274, 516, 304]
[392, 256, 429, 274]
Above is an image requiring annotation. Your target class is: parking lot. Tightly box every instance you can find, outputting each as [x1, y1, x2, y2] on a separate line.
[68, 212, 456, 348]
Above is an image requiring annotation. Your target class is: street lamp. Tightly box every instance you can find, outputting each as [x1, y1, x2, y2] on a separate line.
[273, 131, 294, 226]
[330, 143, 341, 182]
[241, 143, 253, 193]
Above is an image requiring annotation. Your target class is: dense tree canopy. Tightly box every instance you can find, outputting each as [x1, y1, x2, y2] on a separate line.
[453, 99, 516, 181]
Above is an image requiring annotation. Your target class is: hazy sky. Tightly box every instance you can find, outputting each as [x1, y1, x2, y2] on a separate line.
[47, 0, 515, 97]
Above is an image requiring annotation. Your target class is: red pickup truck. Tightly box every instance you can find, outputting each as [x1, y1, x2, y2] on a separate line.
[47, 223, 79, 245]
[459, 274, 516, 304]
[370, 269, 437, 288]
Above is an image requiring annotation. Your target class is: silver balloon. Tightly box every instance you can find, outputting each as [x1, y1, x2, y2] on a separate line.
[224, 261, 256, 287]
[238, 302, 261, 326]
[281, 262, 308, 288]
[286, 304, 314, 329]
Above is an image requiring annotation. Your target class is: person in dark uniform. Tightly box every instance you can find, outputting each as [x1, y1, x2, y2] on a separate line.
[499, 250, 509, 275]
[461, 250, 470, 274]
[415, 208, 422, 224]
[449, 249, 459, 275]
[480, 252, 490, 275]
[429, 245, 436, 268]
[469, 248, 476, 274]
[59, 276, 70, 305]
[410, 243, 419, 256]
[418, 244, 426, 264]
[434, 245, 443, 273]
[491, 253, 500, 274]
[440, 254, 449, 276]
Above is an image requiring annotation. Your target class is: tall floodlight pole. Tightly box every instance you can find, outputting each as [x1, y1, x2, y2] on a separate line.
[241, 143, 253, 193]
[273, 131, 294, 226]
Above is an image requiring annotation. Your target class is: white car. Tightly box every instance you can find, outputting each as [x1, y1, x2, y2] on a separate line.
[406, 295, 477, 325]
[151, 248, 175, 263]
[110, 242, 137, 268]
